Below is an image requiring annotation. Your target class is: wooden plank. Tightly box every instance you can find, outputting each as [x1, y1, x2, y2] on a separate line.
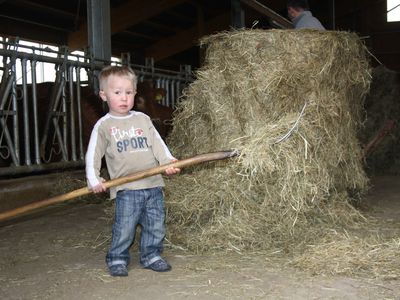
[240, 0, 292, 28]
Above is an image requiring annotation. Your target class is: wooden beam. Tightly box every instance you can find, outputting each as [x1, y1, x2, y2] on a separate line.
[0, 18, 67, 45]
[144, 12, 230, 62]
[68, 0, 187, 50]
[13, 0, 76, 18]
[240, 0, 292, 28]
[164, 9, 195, 24]
[0, 13, 71, 32]
[120, 30, 159, 41]
[142, 20, 181, 34]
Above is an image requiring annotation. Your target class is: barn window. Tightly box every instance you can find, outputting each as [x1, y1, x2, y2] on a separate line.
[387, 0, 400, 22]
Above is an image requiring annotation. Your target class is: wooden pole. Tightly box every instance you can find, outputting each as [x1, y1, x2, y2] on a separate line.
[0, 150, 238, 223]
[239, 0, 293, 29]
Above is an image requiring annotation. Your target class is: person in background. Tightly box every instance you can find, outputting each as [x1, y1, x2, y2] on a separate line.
[85, 65, 180, 277]
[287, 0, 325, 30]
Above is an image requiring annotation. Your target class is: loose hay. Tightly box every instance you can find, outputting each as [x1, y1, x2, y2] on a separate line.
[291, 231, 400, 279]
[165, 29, 372, 254]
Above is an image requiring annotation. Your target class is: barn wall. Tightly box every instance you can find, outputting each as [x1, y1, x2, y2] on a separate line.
[316, 0, 400, 71]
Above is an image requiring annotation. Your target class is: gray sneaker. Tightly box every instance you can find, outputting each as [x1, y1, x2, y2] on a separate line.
[109, 264, 128, 277]
[145, 259, 171, 272]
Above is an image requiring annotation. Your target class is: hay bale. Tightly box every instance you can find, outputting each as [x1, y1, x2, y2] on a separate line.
[165, 29, 371, 253]
[359, 66, 400, 174]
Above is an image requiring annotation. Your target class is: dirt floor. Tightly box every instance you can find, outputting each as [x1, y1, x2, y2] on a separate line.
[0, 176, 399, 300]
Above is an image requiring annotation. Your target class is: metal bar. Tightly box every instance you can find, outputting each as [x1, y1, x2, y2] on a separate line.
[0, 118, 19, 166]
[21, 58, 31, 166]
[387, 3, 400, 13]
[231, 0, 245, 29]
[0, 110, 16, 116]
[0, 61, 10, 102]
[87, 0, 111, 62]
[76, 67, 84, 160]
[0, 40, 84, 60]
[40, 70, 64, 155]
[0, 48, 101, 70]
[0, 160, 84, 177]
[170, 79, 175, 108]
[164, 78, 170, 106]
[62, 69, 68, 161]
[162, 78, 167, 106]
[176, 80, 181, 105]
[330, 0, 336, 30]
[87, 0, 111, 91]
[69, 66, 77, 161]
[52, 117, 68, 161]
[0, 71, 13, 110]
[11, 64, 20, 165]
[0, 43, 193, 80]
[30, 60, 41, 165]
[0, 64, 19, 166]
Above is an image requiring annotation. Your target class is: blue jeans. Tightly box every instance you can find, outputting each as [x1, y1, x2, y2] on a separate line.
[105, 187, 166, 268]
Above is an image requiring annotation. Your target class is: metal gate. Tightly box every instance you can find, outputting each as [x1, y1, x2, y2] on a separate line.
[0, 38, 193, 177]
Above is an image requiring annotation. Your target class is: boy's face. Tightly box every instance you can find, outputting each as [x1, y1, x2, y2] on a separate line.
[287, 6, 301, 20]
[99, 74, 136, 117]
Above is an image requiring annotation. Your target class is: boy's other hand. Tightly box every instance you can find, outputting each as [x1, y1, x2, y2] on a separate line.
[165, 159, 181, 175]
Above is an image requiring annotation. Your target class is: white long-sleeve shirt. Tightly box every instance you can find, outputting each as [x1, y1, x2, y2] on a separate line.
[85, 111, 175, 198]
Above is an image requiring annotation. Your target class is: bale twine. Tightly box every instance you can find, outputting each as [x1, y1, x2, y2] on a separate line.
[164, 29, 371, 254]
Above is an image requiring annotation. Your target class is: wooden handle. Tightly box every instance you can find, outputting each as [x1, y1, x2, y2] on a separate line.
[0, 150, 238, 223]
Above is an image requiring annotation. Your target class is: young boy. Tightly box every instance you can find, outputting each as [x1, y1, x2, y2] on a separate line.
[287, 0, 325, 30]
[85, 65, 180, 277]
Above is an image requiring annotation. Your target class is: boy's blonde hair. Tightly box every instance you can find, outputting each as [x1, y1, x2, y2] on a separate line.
[99, 65, 138, 90]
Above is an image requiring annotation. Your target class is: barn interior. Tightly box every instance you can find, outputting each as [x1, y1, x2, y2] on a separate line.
[0, 0, 400, 299]
[0, 0, 399, 70]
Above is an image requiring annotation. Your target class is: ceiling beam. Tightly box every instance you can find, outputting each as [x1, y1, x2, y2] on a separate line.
[143, 0, 289, 62]
[120, 30, 159, 41]
[68, 0, 187, 50]
[13, 0, 76, 18]
[144, 12, 231, 62]
[0, 18, 67, 45]
[255, 0, 287, 12]
[142, 20, 181, 34]
[164, 8, 195, 24]
[0, 14, 71, 32]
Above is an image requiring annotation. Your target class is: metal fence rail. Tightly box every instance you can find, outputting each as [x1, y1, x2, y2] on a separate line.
[0, 39, 193, 177]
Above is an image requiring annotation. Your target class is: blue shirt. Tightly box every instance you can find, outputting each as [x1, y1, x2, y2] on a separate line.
[293, 11, 325, 30]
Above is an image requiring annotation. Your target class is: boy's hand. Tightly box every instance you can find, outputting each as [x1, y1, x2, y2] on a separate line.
[165, 159, 181, 175]
[90, 179, 107, 193]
